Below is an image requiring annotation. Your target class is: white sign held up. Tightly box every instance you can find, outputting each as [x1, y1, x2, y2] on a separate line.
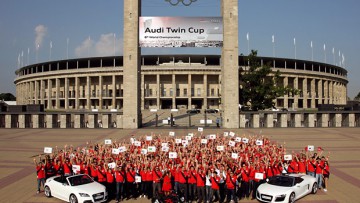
[44, 147, 53, 154]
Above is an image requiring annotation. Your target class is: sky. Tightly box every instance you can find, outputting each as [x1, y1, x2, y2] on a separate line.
[0, 0, 359, 99]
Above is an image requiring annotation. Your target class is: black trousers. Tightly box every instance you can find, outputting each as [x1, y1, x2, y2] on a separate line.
[179, 183, 188, 201]
[197, 186, 206, 203]
[188, 183, 196, 200]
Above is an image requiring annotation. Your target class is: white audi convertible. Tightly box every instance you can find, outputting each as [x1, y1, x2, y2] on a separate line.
[44, 174, 108, 203]
[256, 174, 318, 203]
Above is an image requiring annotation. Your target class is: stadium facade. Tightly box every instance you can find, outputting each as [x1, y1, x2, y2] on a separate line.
[14, 55, 348, 111]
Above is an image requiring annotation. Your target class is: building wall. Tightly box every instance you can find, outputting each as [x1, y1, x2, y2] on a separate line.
[14, 56, 348, 111]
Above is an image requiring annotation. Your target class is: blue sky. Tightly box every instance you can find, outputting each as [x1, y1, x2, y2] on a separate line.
[0, 0, 359, 98]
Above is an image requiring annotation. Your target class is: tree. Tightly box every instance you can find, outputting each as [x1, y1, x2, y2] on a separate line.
[355, 92, 360, 101]
[240, 50, 298, 111]
[0, 93, 16, 101]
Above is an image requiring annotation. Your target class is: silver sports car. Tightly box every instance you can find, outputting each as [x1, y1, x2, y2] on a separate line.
[256, 174, 318, 203]
[44, 174, 108, 203]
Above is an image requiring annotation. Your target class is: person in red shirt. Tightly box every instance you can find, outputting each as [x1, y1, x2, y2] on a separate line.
[125, 167, 136, 199]
[251, 165, 265, 200]
[188, 165, 197, 202]
[62, 158, 72, 176]
[178, 165, 189, 202]
[152, 166, 163, 199]
[139, 166, 147, 198]
[306, 156, 316, 177]
[239, 163, 250, 199]
[196, 167, 206, 203]
[298, 157, 307, 174]
[162, 171, 172, 196]
[210, 170, 221, 203]
[34, 156, 46, 194]
[145, 167, 153, 198]
[323, 161, 330, 192]
[226, 170, 239, 202]
[104, 164, 114, 199]
[114, 166, 125, 203]
[315, 158, 324, 190]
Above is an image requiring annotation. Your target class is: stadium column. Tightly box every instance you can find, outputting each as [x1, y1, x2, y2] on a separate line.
[141, 74, 145, 110]
[302, 78, 308, 108]
[123, 0, 141, 128]
[221, 0, 239, 128]
[99, 76, 103, 110]
[318, 79, 323, 105]
[65, 77, 69, 110]
[29, 81, 33, 104]
[112, 75, 116, 109]
[310, 78, 315, 108]
[56, 78, 60, 109]
[294, 77, 298, 109]
[48, 79, 52, 109]
[172, 74, 176, 109]
[188, 74, 192, 109]
[203, 74, 208, 109]
[75, 77, 79, 109]
[86, 76, 91, 109]
[329, 81, 333, 104]
[34, 80, 39, 104]
[40, 80, 45, 105]
[283, 77, 288, 108]
[323, 80, 328, 104]
[157, 74, 160, 109]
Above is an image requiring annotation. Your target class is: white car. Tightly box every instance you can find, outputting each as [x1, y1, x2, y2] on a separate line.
[256, 174, 318, 203]
[44, 174, 108, 203]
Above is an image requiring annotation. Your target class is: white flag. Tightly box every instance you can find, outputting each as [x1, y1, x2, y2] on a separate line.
[50, 41, 53, 48]
[310, 41, 313, 48]
[246, 32, 249, 41]
[293, 38, 296, 45]
[332, 47, 334, 54]
[272, 35, 274, 43]
[323, 44, 326, 51]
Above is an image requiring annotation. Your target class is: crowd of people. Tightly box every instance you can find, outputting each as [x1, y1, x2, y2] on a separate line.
[34, 131, 330, 202]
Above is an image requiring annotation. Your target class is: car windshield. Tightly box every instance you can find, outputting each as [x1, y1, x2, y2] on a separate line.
[68, 175, 94, 186]
[268, 176, 294, 187]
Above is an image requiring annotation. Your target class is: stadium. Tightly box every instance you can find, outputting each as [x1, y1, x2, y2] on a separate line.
[14, 55, 347, 111]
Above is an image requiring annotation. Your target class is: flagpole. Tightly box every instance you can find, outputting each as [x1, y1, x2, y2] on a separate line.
[67, 38, 69, 59]
[311, 41, 313, 61]
[113, 33, 116, 56]
[247, 32, 250, 55]
[272, 35, 275, 57]
[36, 44, 39, 63]
[332, 47, 335, 65]
[324, 44, 326, 63]
[294, 38, 296, 59]
[21, 51, 24, 67]
[49, 41, 52, 61]
[27, 48, 30, 66]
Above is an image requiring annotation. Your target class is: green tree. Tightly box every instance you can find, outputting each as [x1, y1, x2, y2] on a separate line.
[0, 93, 16, 101]
[355, 92, 360, 100]
[240, 50, 298, 111]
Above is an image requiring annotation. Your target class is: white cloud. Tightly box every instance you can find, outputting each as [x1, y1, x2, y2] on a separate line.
[75, 33, 122, 57]
[34, 25, 47, 50]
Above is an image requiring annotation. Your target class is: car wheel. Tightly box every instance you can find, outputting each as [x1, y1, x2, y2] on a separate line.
[69, 194, 78, 203]
[312, 182, 318, 194]
[44, 186, 51, 197]
[289, 192, 295, 203]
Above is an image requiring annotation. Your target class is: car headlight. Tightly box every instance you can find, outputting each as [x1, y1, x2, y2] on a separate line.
[79, 193, 90, 197]
[275, 194, 286, 202]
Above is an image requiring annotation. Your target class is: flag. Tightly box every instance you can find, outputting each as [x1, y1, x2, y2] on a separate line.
[50, 41, 52, 48]
[310, 41, 313, 48]
[294, 38, 296, 45]
[272, 35, 274, 43]
[21, 51, 23, 57]
[28, 48, 30, 54]
[246, 32, 249, 41]
[332, 47, 334, 54]
[323, 44, 326, 51]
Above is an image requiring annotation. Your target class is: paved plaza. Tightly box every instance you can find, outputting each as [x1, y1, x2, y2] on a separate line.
[0, 127, 359, 203]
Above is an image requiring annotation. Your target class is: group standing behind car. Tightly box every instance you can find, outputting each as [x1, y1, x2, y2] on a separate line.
[34, 131, 330, 202]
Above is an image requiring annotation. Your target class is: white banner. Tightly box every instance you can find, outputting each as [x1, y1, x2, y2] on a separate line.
[255, 172, 264, 180]
[169, 152, 178, 159]
[139, 17, 223, 48]
[44, 147, 53, 154]
[284, 154, 293, 161]
[105, 139, 112, 145]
